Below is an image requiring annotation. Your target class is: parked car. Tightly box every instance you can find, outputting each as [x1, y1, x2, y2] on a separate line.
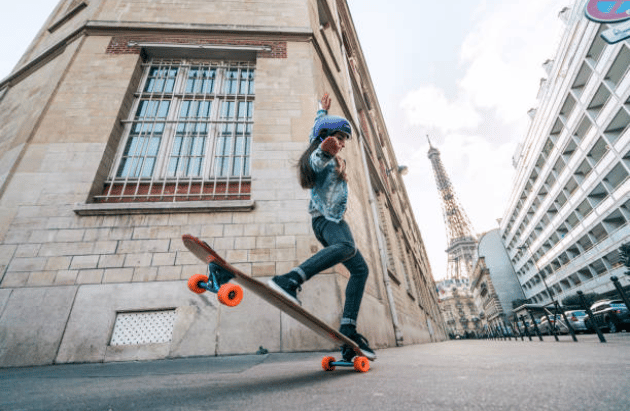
[539, 314, 569, 335]
[516, 320, 531, 335]
[588, 300, 630, 333]
[517, 318, 542, 335]
[565, 310, 589, 333]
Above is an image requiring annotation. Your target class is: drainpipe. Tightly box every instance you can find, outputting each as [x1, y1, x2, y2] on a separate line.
[332, 4, 403, 346]
[362, 153, 404, 346]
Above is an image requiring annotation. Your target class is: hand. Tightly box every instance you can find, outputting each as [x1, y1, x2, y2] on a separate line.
[321, 135, 342, 156]
[321, 93, 331, 111]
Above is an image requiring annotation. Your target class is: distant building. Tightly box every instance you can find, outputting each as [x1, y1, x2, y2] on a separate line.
[501, 1, 630, 306]
[471, 229, 525, 334]
[437, 278, 479, 337]
[0, 0, 445, 367]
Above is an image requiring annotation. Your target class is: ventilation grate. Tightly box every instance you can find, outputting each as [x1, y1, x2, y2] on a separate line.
[110, 310, 176, 346]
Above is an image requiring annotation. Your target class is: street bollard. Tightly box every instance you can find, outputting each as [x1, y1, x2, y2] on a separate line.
[557, 301, 578, 342]
[610, 276, 630, 313]
[510, 323, 519, 342]
[514, 321, 524, 341]
[520, 315, 532, 341]
[578, 290, 605, 343]
[528, 311, 543, 341]
[544, 311, 559, 342]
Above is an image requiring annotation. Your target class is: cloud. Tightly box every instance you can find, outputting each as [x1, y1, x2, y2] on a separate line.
[400, 85, 482, 133]
[459, 0, 565, 123]
[400, 0, 565, 131]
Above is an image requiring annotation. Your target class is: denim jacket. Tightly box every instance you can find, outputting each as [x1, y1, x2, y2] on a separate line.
[307, 109, 348, 223]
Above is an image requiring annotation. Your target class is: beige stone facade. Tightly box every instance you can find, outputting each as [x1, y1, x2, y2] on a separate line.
[436, 278, 479, 338]
[0, 0, 445, 367]
[470, 257, 504, 335]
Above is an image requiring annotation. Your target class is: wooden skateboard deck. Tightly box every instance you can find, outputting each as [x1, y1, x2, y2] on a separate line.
[182, 234, 373, 372]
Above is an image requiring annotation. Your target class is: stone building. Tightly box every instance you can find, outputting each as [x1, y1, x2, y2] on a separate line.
[470, 229, 525, 335]
[0, 0, 445, 367]
[436, 278, 478, 338]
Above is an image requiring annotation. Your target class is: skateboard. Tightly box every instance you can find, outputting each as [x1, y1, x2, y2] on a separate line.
[182, 234, 373, 372]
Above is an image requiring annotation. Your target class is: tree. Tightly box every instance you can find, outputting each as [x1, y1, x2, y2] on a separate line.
[620, 242, 630, 276]
[562, 292, 598, 309]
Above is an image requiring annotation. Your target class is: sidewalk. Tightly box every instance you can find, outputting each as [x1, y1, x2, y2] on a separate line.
[2, 334, 629, 410]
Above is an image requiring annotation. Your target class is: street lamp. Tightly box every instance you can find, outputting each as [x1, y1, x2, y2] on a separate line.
[386, 165, 409, 176]
[518, 244, 555, 304]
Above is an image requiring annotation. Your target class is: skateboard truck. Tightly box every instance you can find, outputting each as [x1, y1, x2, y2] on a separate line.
[322, 356, 370, 373]
[187, 257, 244, 307]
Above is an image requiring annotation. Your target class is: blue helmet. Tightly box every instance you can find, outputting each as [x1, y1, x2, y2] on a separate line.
[310, 115, 352, 143]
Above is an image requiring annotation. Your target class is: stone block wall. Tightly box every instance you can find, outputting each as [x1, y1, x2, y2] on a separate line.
[0, 0, 445, 367]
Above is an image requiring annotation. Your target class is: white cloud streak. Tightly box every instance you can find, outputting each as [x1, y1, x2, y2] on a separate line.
[400, 85, 482, 133]
[400, 0, 565, 132]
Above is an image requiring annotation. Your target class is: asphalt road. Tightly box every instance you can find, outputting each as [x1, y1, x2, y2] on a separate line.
[2, 333, 630, 411]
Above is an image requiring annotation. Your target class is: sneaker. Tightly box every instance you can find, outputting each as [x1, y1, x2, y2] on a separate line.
[340, 328, 376, 361]
[268, 275, 302, 306]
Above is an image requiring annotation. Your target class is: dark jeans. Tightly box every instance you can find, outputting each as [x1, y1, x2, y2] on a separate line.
[296, 216, 369, 325]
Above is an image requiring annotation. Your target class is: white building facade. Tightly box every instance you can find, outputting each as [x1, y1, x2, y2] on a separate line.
[501, 2, 630, 305]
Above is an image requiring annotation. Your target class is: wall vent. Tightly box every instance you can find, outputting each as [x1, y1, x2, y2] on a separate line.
[110, 310, 176, 346]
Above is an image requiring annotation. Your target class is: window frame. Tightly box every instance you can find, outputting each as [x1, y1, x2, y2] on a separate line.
[98, 58, 255, 205]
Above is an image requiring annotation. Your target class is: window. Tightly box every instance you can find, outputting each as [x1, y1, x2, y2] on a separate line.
[559, 94, 576, 121]
[587, 84, 612, 118]
[604, 45, 630, 90]
[376, 195, 397, 274]
[604, 108, 630, 145]
[573, 116, 592, 142]
[603, 162, 629, 191]
[571, 62, 593, 98]
[586, 25, 607, 63]
[587, 137, 609, 165]
[97, 59, 254, 203]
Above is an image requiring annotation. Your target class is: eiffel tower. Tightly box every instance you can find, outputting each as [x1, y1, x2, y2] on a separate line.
[426, 136, 477, 280]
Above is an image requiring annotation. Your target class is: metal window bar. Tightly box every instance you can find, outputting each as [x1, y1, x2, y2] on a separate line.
[97, 59, 254, 203]
[103, 60, 178, 202]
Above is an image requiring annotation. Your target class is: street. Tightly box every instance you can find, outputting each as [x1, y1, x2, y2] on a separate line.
[2, 334, 630, 411]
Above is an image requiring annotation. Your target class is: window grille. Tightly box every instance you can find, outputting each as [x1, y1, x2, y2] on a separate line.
[376, 196, 396, 272]
[96, 59, 254, 203]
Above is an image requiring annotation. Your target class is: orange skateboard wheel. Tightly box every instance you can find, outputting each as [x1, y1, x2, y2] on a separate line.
[322, 356, 336, 371]
[218, 283, 243, 307]
[188, 274, 209, 294]
[353, 356, 370, 373]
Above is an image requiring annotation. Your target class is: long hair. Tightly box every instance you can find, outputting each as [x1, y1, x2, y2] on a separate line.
[298, 140, 320, 189]
[298, 139, 347, 189]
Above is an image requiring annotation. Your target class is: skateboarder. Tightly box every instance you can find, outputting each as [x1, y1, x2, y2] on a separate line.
[269, 93, 376, 360]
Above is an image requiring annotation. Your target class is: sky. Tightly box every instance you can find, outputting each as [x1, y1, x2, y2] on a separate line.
[346, 0, 569, 280]
[1, 0, 570, 281]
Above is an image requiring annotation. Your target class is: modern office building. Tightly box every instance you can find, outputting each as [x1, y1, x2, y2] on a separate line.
[501, 1, 630, 306]
[0, 0, 445, 367]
